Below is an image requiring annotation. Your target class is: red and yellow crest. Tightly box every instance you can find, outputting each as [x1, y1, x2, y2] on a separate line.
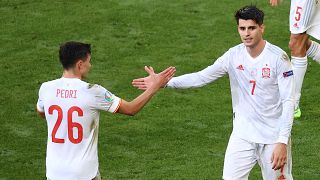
[262, 67, 270, 79]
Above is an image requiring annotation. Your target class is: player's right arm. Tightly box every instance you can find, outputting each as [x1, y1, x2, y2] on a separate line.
[36, 84, 46, 119]
[117, 66, 175, 116]
[37, 109, 45, 118]
[132, 52, 229, 90]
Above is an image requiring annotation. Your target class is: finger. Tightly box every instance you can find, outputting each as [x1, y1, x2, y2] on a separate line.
[138, 86, 148, 90]
[132, 84, 145, 89]
[280, 157, 287, 167]
[163, 67, 176, 77]
[275, 157, 286, 170]
[132, 83, 148, 89]
[165, 69, 176, 80]
[132, 78, 145, 83]
[132, 81, 146, 86]
[160, 66, 175, 75]
[149, 66, 155, 73]
[272, 156, 278, 169]
[144, 66, 155, 75]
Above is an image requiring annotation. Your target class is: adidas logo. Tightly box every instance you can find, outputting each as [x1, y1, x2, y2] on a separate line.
[236, 64, 244, 70]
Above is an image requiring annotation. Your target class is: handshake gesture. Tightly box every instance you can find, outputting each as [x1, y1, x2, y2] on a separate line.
[132, 66, 175, 91]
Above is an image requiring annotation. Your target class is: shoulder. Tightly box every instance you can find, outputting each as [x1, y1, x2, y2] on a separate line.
[39, 78, 61, 90]
[228, 43, 245, 54]
[266, 42, 287, 56]
[266, 42, 290, 62]
[218, 44, 244, 60]
[85, 83, 117, 103]
[85, 83, 111, 96]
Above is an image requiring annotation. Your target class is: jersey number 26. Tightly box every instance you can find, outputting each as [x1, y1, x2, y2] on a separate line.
[48, 105, 83, 144]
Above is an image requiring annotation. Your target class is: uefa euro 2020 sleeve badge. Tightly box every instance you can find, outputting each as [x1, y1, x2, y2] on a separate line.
[104, 91, 114, 102]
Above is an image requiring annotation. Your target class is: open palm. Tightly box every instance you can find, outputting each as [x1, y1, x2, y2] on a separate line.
[132, 66, 175, 90]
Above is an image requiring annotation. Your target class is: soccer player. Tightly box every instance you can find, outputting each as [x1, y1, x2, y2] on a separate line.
[132, 6, 294, 179]
[270, 0, 320, 118]
[36, 41, 175, 180]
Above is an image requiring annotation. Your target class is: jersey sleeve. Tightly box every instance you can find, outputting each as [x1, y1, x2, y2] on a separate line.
[36, 84, 45, 113]
[166, 51, 230, 88]
[90, 85, 122, 113]
[277, 53, 295, 144]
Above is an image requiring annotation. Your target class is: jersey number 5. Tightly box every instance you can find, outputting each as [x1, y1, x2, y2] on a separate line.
[295, 6, 302, 21]
[48, 105, 84, 144]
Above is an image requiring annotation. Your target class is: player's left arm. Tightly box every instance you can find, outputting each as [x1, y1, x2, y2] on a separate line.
[271, 53, 295, 170]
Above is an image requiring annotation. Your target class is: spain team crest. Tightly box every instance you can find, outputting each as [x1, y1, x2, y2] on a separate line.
[262, 67, 270, 79]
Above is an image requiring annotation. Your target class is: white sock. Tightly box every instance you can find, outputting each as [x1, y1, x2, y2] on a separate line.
[291, 56, 308, 109]
[307, 40, 320, 63]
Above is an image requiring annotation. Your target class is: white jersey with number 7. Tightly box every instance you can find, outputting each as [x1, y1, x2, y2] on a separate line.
[167, 41, 294, 145]
[37, 77, 121, 180]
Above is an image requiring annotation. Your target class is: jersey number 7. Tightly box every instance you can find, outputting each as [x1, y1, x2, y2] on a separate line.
[250, 80, 256, 95]
[48, 105, 84, 144]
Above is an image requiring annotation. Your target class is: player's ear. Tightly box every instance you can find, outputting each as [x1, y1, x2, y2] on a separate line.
[76, 59, 83, 70]
[260, 24, 265, 33]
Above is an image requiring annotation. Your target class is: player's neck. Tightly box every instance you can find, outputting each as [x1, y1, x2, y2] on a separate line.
[62, 69, 82, 80]
[246, 40, 266, 58]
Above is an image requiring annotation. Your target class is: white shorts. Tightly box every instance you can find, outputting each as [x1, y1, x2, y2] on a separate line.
[290, 0, 320, 40]
[222, 134, 293, 180]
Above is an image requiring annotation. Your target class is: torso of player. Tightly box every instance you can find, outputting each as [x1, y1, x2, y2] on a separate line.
[38, 78, 121, 179]
[225, 42, 291, 143]
[228, 43, 282, 116]
[41, 78, 99, 158]
[39, 78, 100, 179]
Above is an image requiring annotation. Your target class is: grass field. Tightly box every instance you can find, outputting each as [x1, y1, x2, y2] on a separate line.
[1, 0, 320, 179]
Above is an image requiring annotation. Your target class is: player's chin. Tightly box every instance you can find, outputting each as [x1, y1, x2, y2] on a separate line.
[243, 42, 254, 48]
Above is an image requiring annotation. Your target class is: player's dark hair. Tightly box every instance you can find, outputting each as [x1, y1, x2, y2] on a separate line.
[235, 5, 264, 25]
[59, 41, 91, 69]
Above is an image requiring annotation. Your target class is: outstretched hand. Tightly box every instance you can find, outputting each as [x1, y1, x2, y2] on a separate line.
[132, 66, 175, 91]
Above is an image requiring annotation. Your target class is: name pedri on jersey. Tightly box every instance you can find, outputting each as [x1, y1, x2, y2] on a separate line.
[37, 78, 121, 180]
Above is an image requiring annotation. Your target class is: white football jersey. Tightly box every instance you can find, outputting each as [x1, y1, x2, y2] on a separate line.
[167, 42, 294, 144]
[290, 0, 320, 39]
[37, 78, 121, 180]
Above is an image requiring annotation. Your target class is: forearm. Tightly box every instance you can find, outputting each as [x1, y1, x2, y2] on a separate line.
[167, 73, 210, 89]
[167, 64, 226, 89]
[277, 99, 294, 144]
[118, 88, 157, 116]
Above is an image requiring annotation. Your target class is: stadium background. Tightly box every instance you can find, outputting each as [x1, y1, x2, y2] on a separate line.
[1, 0, 320, 179]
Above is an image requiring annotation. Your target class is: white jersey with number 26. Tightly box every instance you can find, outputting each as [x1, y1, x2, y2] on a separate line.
[37, 78, 121, 180]
[167, 41, 294, 145]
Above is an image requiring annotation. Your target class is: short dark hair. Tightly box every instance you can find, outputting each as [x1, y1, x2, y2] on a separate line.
[59, 41, 91, 69]
[234, 5, 264, 25]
